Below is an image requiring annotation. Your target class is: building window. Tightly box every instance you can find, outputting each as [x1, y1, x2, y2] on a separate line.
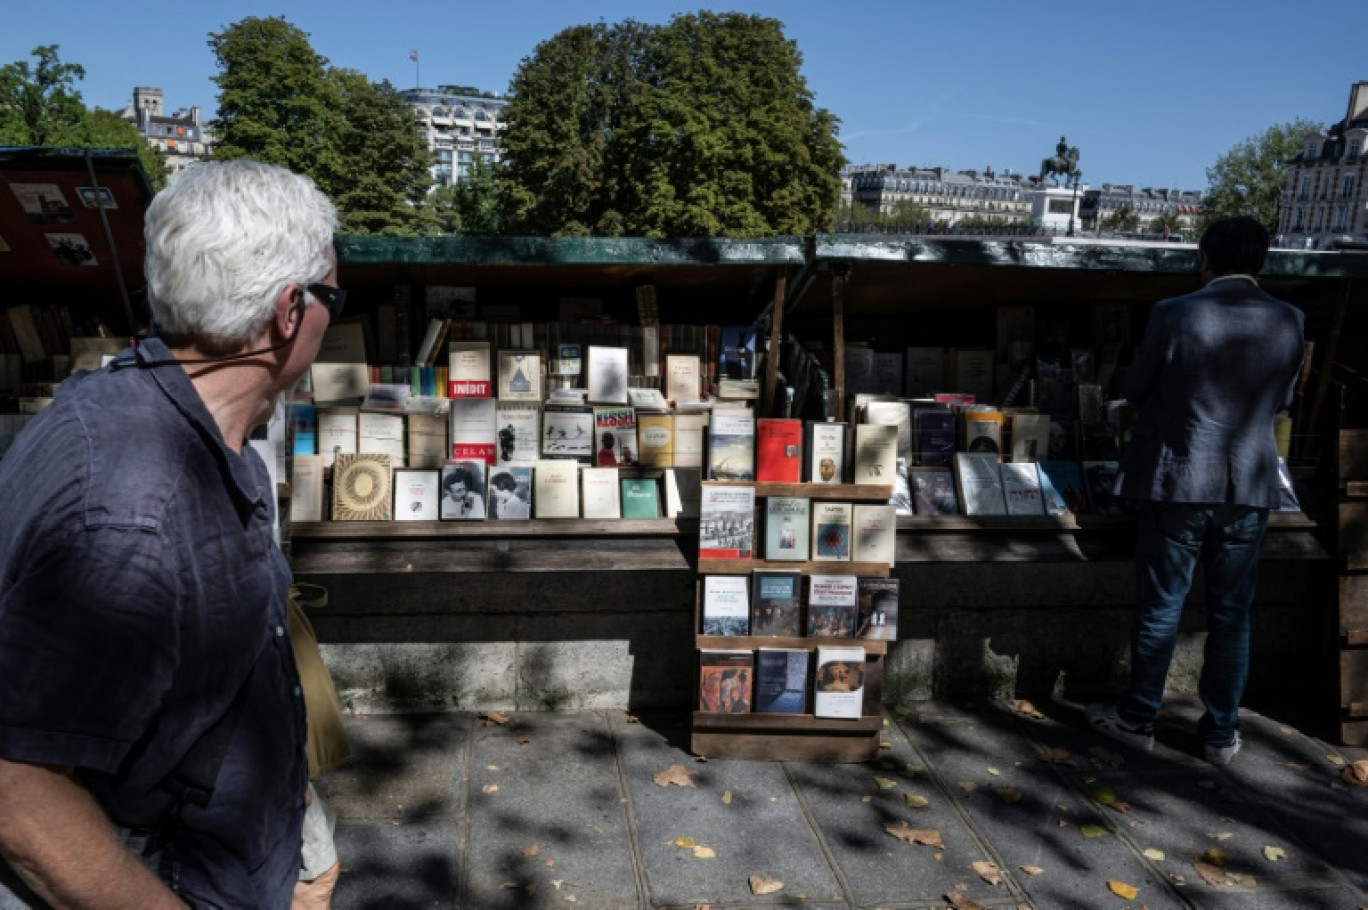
[1342, 174, 1356, 199]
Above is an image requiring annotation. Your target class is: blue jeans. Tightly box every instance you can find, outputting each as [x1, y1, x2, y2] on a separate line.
[1116, 501, 1269, 747]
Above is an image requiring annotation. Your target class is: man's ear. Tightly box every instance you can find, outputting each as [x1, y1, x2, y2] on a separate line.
[274, 285, 304, 339]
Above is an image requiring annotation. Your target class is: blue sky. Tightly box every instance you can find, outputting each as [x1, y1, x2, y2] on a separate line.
[3, 0, 1363, 190]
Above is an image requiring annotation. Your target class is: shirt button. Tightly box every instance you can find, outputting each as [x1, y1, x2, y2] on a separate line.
[275, 625, 285, 637]
[294, 685, 302, 697]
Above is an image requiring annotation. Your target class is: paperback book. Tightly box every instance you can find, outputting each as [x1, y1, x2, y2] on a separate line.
[707, 410, 756, 481]
[751, 570, 803, 637]
[764, 497, 811, 562]
[852, 504, 897, 567]
[962, 408, 1004, 456]
[1038, 461, 1086, 514]
[636, 413, 674, 467]
[440, 460, 487, 520]
[864, 399, 913, 467]
[698, 483, 756, 559]
[813, 646, 865, 719]
[665, 354, 702, 404]
[812, 502, 853, 562]
[449, 397, 496, 464]
[486, 466, 533, 519]
[1009, 412, 1051, 463]
[672, 413, 706, 468]
[407, 412, 449, 469]
[914, 407, 955, 468]
[447, 340, 492, 398]
[620, 477, 661, 518]
[954, 452, 1007, 516]
[495, 402, 541, 466]
[586, 345, 629, 405]
[497, 350, 541, 401]
[755, 418, 803, 483]
[856, 577, 900, 641]
[593, 406, 638, 467]
[332, 453, 393, 522]
[316, 407, 358, 468]
[580, 466, 622, 519]
[852, 423, 898, 486]
[533, 459, 580, 518]
[904, 346, 945, 398]
[541, 404, 594, 462]
[358, 411, 405, 466]
[807, 575, 858, 638]
[699, 649, 754, 713]
[1000, 462, 1046, 516]
[701, 575, 750, 635]
[289, 455, 325, 523]
[753, 648, 809, 714]
[804, 420, 847, 484]
[393, 468, 440, 521]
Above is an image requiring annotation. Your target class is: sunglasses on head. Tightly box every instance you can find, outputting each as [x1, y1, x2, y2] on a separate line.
[306, 283, 347, 322]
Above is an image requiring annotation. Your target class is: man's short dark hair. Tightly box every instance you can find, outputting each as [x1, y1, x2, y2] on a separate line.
[1199, 216, 1269, 277]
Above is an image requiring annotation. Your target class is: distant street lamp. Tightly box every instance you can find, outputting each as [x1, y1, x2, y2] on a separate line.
[1067, 169, 1082, 237]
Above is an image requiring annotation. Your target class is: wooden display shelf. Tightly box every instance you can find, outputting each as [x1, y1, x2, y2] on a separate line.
[704, 480, 894, 501]
[691, 712, 883, 762]
[697, 559, 891, 577]
[696, 635, 887, 655]
[292, 518, 682, 539]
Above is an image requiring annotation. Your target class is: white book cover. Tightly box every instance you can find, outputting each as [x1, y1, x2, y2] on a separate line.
[495, 402, 541, 466]
[672, 413, 706, 468]
[534, 459, 581, 518]
[806, 421, 847, 484]
[497, 350, 542, 401]
[447, 341, 492, 398]
[1010, 412, 1051, 463]
[316, 408, 358, 468]
[393, 469, 440, 521]
[289, 455, 325, 523]
[627, 387, 669, 411]
[580, 466, 622, 519]
[811, 502, 853, 562]
[701, 575, 750, 635]
[358, 411, 406, 467]
[449, 397, 496, 464]
[852, 423, 898, 486]
[814, 645, 866, 719]
[665, 354, 701, 403]
[1000, 462, 1046, 516]
[406, 413, 449, 469]
[955, 452, 1007, 516]
[440, 461, 487, 520]
[586, 345, 629, 404]
[541, 406, 594, 461]
[851, 504, 896, 567]
[864, 399, 912, 466]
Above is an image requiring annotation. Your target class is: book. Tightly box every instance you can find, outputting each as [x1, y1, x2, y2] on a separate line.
[891, 457, 914, 516]
[852, 423, 898, 486]
[701, 575, 750, 635]
[962, 408, 1004, 456]
[620, 477, 661, 518]
[393, 468, 440, 521]
[627, 387, 669, 411]
[406, 412, 449, 469]
[665, 354, 701, 404]
[864, 399, 913, 467]
[755, 418, 803, 483]
[845, 346, 877, 395]
[904, 347, 945, 399]
[311, 321, 369, 404]
[534, 459, 581, 518]
[289, 455, 325, 523]
[753, 648, 809, 714]
[812, 501, 853, 562]
[954, 452, 1007, 516]
[913, 406, 955, 468]
[331, 453, 393, 521]
[636, 413, 674, 468]
[813, 645, 865, 719]
[316, 407, 358, 468]
[358, 411, 406, 467]
[1082, 460, 1122, 515]
[807, 574, 858, 637]
[672, 413, 706, 468]
[707, 411, 755, 481]
[949, 347, 995, 403]
[541, 404, 594, 462]
[698, 483, 756, 559]
[664, 467, 703, 519]
[487, 466, 533, 519]
[699, 649, 753, 713]
[851, 504, 896, 567]
[445, 340, 490, 398]
[580, 466, 622, 519]
[874, 352, 903, 397]
[414, 317, 448, 366]
[1009, 412, 1051, 463]
[1038, 461, 1086, 514]
[804, 420, 847, 484]
[999, 462, 1046, 516]
[292, 402, 317, 456]
[440, 460, 487, 520]
[586, 345, 629, 404]
[497, 350, 542, 401]
[449, 397, 496, 464]
[909, 467, 959, 515]
[856, 577, 899, 641]
[495, 402, 541, 466]
[555, 343, 582, 376]
[593, 406, 638, 468]
[751, 570, 803, 637]
[764, 497, 811, 562]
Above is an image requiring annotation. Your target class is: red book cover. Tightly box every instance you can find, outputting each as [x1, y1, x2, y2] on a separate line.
[755, 418, 803, 483]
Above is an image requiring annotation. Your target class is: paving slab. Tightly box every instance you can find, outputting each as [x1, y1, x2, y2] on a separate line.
[333, 821, 458, 910]
[318, 712, 471, 820]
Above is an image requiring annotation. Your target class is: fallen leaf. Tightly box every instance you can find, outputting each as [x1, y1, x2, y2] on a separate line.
[1012, 698, 1044, 718]
[1207, 832, 1234, 841]
[1227, 872, 1258, 888]
[1019, 865, 1044, 875]
[1263, 846, 1287, 862]
[987, 766, 1001, 776]
[545, 859, 554, 868]
[721, 790, 732, 805]
[692, 846, 715, 859]
[516, 735, 530, 746]
[1087, 785, 1130, 812]
[880, 740, 893, 749]
[653, 765, 698, 788]
[1170, 873, 1187, 885]
[565, 896, 577, 903]
[1194, 860, 1228, 885]
[1143, 848, 1166, 861]
[625, 714, 640, 723]
[1107, 880, 1139, 900]
[972, 861, 1002, 885]
[674, 836, 696, 848]
[905, 762, 927, 775]
[1327, 753, 1348, 766]
[748, 874, 783, 895]
[1040, 747, 1074, 765]
[1341, 760, 1368, 787]
[944, 890, 983, 910]
[499, 882, 518, 889]
[1200, 848, 1227, 867]
[957, 781, 978, 792]
[884, 821, 944, 848]
[522, 845, 540, 857]
[1080, 825, 1109, 838]
[874, 776, 898, 789]
[485, 764, 500, 771]
[481, 784, 499, 795]
[551, 880, 563, 890]
[480, 711, 509, 726]
[905, 793, 930, 809]
[995, 787, 1023, 804]
[860, 795, 872, 803]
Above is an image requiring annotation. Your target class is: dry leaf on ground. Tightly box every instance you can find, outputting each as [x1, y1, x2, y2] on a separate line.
[1207, 831, 1234, 841]
[987, 766, 1001, 776]
[692, 846, 715, 859]
[1200, 848, 1228, 867]
[748, 874, 783, 895]
[522, 845, 540, 857]
[479, 712, 509, 726]
[1194, 860, 1228, 886]
[1019, 865, 1044, 875]
[944, 891, 983, 910]
[905, 793, 930, 809]
[1012, 698, 1044, 718]
[1143, 848, 1166, 861]
[874, 776, 898, 789]
[481, 784, 499, 795]
[1080, 825, 1109, 838]
[1039, 747, 1074, 765]
[1087, 785, 1131, 812]
[1327, 753, 1348, 766]
[673, 837, 696, 848]
[995, 787, 1023, 804]
[721, 790, 732, 805]
[1263, 846, 1287, 862]
[1107, 880, 1139, 899]
[972, 861, 1002, 885]
[1227, 872, 1258, 888]
[1340, 760, 1368, 787]
[653, 765, 698, 788]
[884, 821, 945, 848]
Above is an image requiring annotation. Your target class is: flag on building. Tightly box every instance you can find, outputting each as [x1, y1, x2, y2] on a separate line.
[409, 49, 419, 63]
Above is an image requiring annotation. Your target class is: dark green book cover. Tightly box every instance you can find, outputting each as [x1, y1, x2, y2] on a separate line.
[620, 477, 661, 518]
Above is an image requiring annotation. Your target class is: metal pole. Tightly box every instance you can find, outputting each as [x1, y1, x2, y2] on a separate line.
[83, 150, 137, 337]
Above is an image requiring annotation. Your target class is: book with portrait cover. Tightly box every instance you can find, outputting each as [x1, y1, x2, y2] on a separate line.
[852, 423, 897, 486]
[813, 645, 866, 719]
[494, 402, 540, 466]
[447, 340, 492, 398]
[698, 649, 753, 713]
[954, 452, 1007, 516]
[580, 466, 622, 519]
[393, 468, 440, 521]
[962, 407, 1004, 456]
[856, 577, 899, 641]
[1082, 460, 1122, 515]
[807, 574, 858, 637]
[755, 418, 803, 483]
[764, 496, 811, 562]
[486, 466, 533, 520]
[541, 404, 594, 463]
[910, 467, 958, 515]
[331, 453, 393, 521]
[497, 350, 541, 402]
[707, 410, 755, 481]
[751, 570, 803, 637]
[812, 501, 853, 562]
[449, 397, 496, 465]
[586, 345, 629, 405]
[439, 460, 487, 520]
[533, 458, 580, 518]
[701, 575, 750, 635]
[636, 413, 674, 467]
[698, 483, 756, 559]
[1038, 461, 1086, 515]
[1000, 461, 1046, 516]
[620, 477, 661, 518]
[804, 420, 847, 484]
[754, 648, 808, 714]
[593, 406, 638, 468]
[851, 504, 896, 567]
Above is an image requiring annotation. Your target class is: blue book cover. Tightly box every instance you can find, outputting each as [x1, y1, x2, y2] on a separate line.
[753, 649, 808, 714]
[292, 402, 317, 456]
[751, 570, 803, 636]
[1038, 461, 1086, 514]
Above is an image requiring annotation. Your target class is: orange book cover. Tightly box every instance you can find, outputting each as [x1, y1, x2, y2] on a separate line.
[755, 418, 803, 483]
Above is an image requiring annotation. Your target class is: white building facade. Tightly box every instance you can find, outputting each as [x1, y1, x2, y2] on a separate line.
[1279, 80, 1368, 250]
[118, 87, 212, 174]
[400, 86, 508, 187]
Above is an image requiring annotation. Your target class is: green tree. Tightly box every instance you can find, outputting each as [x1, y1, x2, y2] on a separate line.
[428, 159, 506, 235]
[83, 108, 167, 191]
[0, 45, 87, 146]
[1203, 119, 1321, 232]
[1102, 205, 1140, 232]
[328, 70, 432, 234]
[884, 199, 931, 229]
[1149, 210, 1184, 237]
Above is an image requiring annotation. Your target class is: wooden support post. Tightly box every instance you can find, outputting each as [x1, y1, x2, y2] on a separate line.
[832, 268, 847, 423]
[1300, 281, 1350, 461]
[762, 274, 787, 417]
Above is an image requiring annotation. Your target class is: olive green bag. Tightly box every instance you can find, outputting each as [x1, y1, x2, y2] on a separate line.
[288, 583, 352, 780]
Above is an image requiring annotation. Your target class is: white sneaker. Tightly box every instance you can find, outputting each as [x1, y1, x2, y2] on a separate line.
[1086, 704, 1155, 752]
[1204, 732, 1242, 766]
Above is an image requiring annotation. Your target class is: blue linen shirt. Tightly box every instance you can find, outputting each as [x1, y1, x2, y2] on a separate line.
[0, 337, 307, 908]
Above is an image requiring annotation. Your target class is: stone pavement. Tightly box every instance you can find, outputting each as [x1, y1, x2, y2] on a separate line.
[320, 698, 1368, 910]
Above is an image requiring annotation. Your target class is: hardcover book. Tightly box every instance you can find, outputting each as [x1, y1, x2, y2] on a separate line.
[447, 340, 492, 398]
[406, 412, 449, 469]
[541, 404, 594, 462]
[812, 501, 853, 562]
[813, 645, 865, 719]
[1000, 462, 1046, 516]
[316, 407, 358, 468]
[852, 423, 898, 486]
[755, 418, 803, 483]
[580, 466, 622, 519]
[910, 467, 959, 515]
[393, 468, 440, 521]
[754, 648, 809, 714]
[487, 466, 533, 519]
[440, 460, 487, 520]
[701, 575, 750, 635]
[636, 413, 674, 467]
[954, 452, 1007, 516]
[620, 477, 661, 519]
[672, 413, 706, 468]
[1082, 460, 1123, 515]
[586, 345, 629, 405]
[358, 411, 406, 467]
[593, 406, 638, 468]
[497, 350, 542, 401]
[804, 420, 847, 484]
[698, 483, 756, 559]
[751, 570, 803, 637]
[533, 459, 581, 518]
[1038, 461, 1086, 514]
[764, 496, 811, 562]
[495, 402, 541, 466]
[807, 574, 858, 637]
[856, 577, 900, 641]
[289, 455, 325, 523]
[331, 453, 393, 522]
[707, 411, 756, 481]
[449, 397, 497, 464]
[851, 504, 897, 567]
[665, 354, 702, 404]
[699, 649, 754, 713]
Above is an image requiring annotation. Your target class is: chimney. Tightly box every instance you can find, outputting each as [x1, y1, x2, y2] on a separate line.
[1347, 81, 1368, 123]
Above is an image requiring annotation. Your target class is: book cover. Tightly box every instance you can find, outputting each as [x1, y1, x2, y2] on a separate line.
[856, 577, 900, 641]
[580, 466, 622, 519]
[950, 347, 995, 403]
[636, 413, 674, 468]
[813, 645, 865, 719]
[586, 345, 629, 404]
[447, 340, 492, 398]
[672, 413, 706, 468]
[541, 405, 594, 462]
[289, 454, 325, 523]
[954, 452, 1007, 516]
[751, 570, 803, 637]
[753, 648, 808, 714]
[755, 418, 803, 483]
[910, 467, 959, 515]
[534, 459, 581, 518]
[495, 402, 541, 466]
[852, 423, 898, 486]
[331, 453, 393, 521]
[804, 420, 847, 484]
[1009, 412, 1051, 463]
[407, 412, 449, 469]
[665, 354, 701, 403]
[555, 343, 582, 376]
[664, 467, 703, 519]
[701, 575, 750, 635]
[698, 483, 756, 559]
[291, 402, 317, 456]
[1082, 460, 1122, 515]
[845, 346, 876, 395]
[874, 352, 903, 397]
[891, 457, 915, 516]
[864, 399, 913, 467]
[449, 397, 496, 464]
[316, 407, 358, 468]
[487, 466, 533, 519]
[812, 501, 853, 562]
[1038, 461, 1086, 515]
[1000, 461, 1046, 516]
[707, 411, 756, 481]
[440, 460, 487, 520]
[620, 477, 661, 519]
[807, 575, 858, 637]
[393, 468, 440, 521]
[311, 321, 369, 404]
[497, 350, 542, 401]
[358, 411, 406, 467]
[626, 387, 667, 411]
[593, 406, 638, 467]
[905, 347, 945, 398]
[962, 408, 1004, 456]
[699, 649, 753, 713]
[764, 496, 811, 562]
[852, 504, 897, 567]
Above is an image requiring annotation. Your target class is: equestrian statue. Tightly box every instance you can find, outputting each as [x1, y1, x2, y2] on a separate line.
[1040, 135, 1080, 185]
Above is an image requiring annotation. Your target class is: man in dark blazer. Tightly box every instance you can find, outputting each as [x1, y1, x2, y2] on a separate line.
[1088, 216, 1305, 766]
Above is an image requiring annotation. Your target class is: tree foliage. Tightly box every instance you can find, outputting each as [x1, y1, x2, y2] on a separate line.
[1203, 119, 1321, 232]
[501, 13, 844, 237]
[328, 71, 432, 234]
[429, 156, 504, 235]
[1148, 211, 1184, 237]
[1102, 205, 1140, 232]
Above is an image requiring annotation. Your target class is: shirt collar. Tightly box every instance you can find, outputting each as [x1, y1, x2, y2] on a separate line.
[1206, 274, 1259, 288]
